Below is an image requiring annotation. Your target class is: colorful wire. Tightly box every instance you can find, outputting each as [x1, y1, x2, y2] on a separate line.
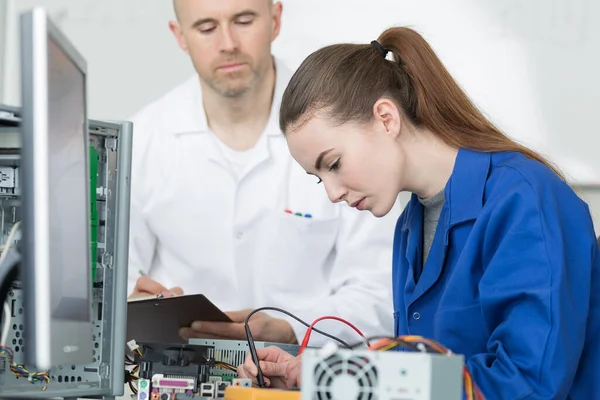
[0, 346, 50, 389]
[298, 316, 370, 355]
[215, 361, 238, 372]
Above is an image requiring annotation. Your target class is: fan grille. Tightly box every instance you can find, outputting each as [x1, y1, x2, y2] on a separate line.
[313, 354, 378, 400]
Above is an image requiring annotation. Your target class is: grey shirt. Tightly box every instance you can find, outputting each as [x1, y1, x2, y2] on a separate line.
[416, 190, 446, 281]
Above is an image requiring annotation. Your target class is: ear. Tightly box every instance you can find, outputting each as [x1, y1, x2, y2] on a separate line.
[271, 2, 283, 42]
[169, 20, 189, 53]
[373, 98, 402, 139]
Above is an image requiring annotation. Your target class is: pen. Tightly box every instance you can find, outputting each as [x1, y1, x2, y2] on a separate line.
[130, 269, 166, 301]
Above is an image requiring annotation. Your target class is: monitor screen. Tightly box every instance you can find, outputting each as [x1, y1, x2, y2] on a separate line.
[20, 7, 93, 369]
[47, 34, 89, 322]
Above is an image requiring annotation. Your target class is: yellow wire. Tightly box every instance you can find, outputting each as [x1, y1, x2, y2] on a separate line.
[464, 370, 474, 400]
[368, 338, 395, 350]
[216, 362, 237, 372]
[376, 343, 398, 351]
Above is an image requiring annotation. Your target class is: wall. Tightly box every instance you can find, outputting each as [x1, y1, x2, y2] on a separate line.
[2, 0, 600, 230]
[3, 0, 599, 184]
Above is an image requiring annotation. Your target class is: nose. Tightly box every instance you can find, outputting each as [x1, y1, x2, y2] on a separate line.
[219, 25, 239, 53]
[324, 180, 347, 204]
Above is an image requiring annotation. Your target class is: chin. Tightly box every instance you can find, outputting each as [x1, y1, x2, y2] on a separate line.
[370, 201, 395, 218]
[370, 209, 386, 218]
[210, 75, 253, 97]
[220, 84, 252, 98]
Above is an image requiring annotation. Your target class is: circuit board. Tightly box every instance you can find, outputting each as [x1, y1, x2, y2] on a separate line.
[128, 340, 300, 400]
[128, 341, 250, 400]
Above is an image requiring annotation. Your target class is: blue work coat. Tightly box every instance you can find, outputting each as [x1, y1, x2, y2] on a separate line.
[392, 148, 600, 399]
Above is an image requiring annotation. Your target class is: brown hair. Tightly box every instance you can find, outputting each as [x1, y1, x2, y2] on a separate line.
[279, 26, 563, 179]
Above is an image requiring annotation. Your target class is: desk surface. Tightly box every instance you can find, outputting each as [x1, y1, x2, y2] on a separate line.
[224, 386, 301, 399]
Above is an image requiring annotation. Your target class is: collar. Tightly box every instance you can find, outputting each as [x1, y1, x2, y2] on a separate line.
[171, 56, 292, 137]
[445, 148, 491, 226]
[402, 148, 491, 230]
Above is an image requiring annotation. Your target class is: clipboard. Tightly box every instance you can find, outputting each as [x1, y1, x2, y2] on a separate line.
[126, 294, 233, 344]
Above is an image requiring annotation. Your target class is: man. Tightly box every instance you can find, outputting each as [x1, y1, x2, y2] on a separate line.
[127, 0, 402, 345]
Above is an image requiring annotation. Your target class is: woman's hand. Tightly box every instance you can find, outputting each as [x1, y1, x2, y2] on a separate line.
[236, 346, 302, 389]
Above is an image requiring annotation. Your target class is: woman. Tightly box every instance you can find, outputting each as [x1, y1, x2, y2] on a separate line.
[237, 26, 600, 399]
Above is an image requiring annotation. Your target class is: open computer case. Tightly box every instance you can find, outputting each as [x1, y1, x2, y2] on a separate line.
[0, 104, 133, 399]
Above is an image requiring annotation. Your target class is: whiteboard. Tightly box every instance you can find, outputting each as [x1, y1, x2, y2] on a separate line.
[2, 0, 599, 184]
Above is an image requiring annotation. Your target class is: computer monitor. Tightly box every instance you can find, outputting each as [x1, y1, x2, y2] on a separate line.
[19, 7, 93, 369]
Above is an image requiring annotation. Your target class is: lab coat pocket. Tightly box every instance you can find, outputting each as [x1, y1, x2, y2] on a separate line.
[434, 303, 487, 358]
[260, 212, 339, 296]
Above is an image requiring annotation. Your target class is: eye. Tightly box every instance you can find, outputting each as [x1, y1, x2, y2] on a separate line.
[198, 24, 216, 34]
[329, 159, 340, 171]
[235, 16, 254, 25]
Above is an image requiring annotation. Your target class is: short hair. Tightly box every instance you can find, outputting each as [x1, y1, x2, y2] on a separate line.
[173, 0, 273, 21]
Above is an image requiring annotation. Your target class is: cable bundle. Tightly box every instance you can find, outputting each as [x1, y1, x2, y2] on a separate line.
[215, 360, 238, 372]
[124, 345, 143, 394]
[0, 346, 50, 389]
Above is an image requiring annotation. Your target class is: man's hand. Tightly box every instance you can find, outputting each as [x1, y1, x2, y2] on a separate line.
[128, 276, 183, 299]
[179, 309, 298, 344]
[236, 346, 302, 388]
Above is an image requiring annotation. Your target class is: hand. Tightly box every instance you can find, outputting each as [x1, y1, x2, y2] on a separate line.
[128, 276, 183, 299]
[179, 309, 298, 344]
[237, 346, 302, 389]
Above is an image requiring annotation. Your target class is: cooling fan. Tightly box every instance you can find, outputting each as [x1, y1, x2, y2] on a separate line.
[301, 347, 464, 400]
[312, 353, 378, 400]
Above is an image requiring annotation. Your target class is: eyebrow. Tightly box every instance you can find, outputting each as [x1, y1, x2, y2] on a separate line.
[191, 10, 258, 29]
[315, 149, 334, 171]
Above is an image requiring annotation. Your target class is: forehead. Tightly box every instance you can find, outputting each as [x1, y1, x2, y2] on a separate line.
[286, 115, 350, 169]
[176, 0, 269, 20]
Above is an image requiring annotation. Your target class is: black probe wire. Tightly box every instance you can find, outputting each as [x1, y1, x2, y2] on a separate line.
[244, 306, 352, 388]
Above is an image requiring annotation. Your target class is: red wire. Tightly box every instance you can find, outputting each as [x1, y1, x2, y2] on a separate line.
[298, 316, 369, 354]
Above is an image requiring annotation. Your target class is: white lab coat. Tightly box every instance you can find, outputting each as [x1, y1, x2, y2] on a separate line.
[127, 58, 403, 345]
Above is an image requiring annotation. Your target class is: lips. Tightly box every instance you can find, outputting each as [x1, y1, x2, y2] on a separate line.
[350, 198, 366, 210]
[218, 62, 246, 70]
